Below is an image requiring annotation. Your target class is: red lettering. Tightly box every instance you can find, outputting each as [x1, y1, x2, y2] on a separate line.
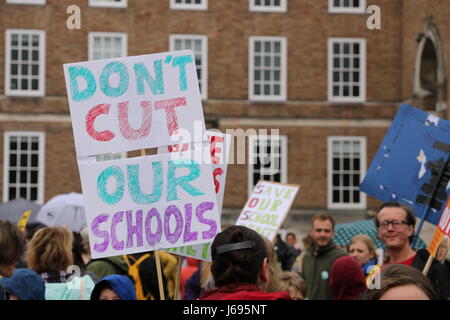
[248, 197, 259, 208]
[213, 167, 224, 194]
[155, 97, 187, 136]
[168, 143, 189, 153]
[241, 210, 251, 220]
[210, 135, 224, 164]
[85, 103, 115, 141]
[118, 101, 152, 140]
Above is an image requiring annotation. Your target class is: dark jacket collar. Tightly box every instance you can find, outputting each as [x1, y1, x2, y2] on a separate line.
[307, 241, 337, 256]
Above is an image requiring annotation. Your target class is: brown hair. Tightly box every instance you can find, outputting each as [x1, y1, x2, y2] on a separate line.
[279, 272, 306, 300]
[0, 219, 25, 265]
[375, 201, 417, 243]
[349, 234, 378, 260]
[366, 264, 438, 300]
[26, 227, 74, 274]
[211, 226, 267, 287]
[311, 213, 336, 230]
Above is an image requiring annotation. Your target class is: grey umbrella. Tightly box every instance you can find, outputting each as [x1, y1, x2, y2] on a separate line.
[0, 198, 42, 224]
[35, 192, 86, 232]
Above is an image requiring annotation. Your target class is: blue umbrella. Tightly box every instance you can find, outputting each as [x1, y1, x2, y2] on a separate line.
[333, 219, 427, 250]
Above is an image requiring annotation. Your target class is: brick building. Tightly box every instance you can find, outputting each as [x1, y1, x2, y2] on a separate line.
[0, 0, 448, 228]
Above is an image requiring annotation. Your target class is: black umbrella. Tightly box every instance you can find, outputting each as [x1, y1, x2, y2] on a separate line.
[0, 198, 42, 224]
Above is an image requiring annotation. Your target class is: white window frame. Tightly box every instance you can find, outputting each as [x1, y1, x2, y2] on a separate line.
[6, 0, 45, 4]
[328, 0, 366, 14]
[170, 0, 207, 11]
[328, 38, 366, 103]
[169, 34, 208, 100]
[5, 29, 46, 97]
[3, 131, 45, 204]
[89, 0, 127, 8]
[249, 36, 287, 102]
[327, 136, 366, 209]
[249, 0, 287, 13]
[248, 135, 288, 196]
[88, 32, 128, 60]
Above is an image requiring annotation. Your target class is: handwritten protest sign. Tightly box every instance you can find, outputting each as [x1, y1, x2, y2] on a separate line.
[236, 180, 300, 241]
[78, 150, 221, 259]
[63, 50, 205, 157]
[360, 104, 450, 226]
[161, 131, 231, 261]
[428, 196, 450, 263]
[63, 50, 221, 260]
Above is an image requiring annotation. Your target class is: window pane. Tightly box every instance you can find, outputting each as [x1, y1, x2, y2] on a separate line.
[31, 154, 39, 167]
[31, 171, 38, 183]
[20, 187, 27, 199]
[21, 154, 28, 167]
[333, 174, 340, 186]
[9, 188, 16, 200]
[333, 158, 340, 170]
[333, 189, 340, 202]
[20, 171, 27, 183]
[353, 190, 360, 202]
[9, 171, 16, 183]
[343, 190, 350, 203]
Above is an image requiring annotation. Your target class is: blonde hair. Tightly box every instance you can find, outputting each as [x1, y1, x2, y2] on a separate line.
[279, 271, 306, 300]
[263, 236, 282, 292]
[26, 227, 74, 274]
[349, 234, 378, 260]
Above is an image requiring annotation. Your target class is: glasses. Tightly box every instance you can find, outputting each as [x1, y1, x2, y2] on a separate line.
[378, 220, 409, 230]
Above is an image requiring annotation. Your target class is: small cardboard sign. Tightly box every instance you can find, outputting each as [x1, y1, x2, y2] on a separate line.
[428, 196, 450, 263]
[236, 180, 300, 241]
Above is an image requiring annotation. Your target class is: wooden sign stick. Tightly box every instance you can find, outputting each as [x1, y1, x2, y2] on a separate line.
[422, 255, 433, 276]
[141, 149, 165, 300]
[154, 251, 165, 300]
[174, 255, 183, 300]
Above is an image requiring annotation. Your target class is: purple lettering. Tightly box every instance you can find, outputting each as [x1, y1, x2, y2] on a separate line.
[111, 211, 124, 250]
[145, 208, 162, 246]
[164, 205, 183, 244]
[91, 214, 109, 253]
[126, 210, 143, 248]
[196, 201, 217, 240]
[183, 203, 198, 242]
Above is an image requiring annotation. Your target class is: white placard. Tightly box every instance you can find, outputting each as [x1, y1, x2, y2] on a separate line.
[63, 50, 205, 157]
[79, 151, 221, 259]
[160, 131, 231, 261]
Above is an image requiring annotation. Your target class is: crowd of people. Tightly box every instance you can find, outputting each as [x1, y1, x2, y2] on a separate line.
[1, 201, 449, 300]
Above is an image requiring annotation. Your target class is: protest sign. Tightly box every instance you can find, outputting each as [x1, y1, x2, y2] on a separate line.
[63, 50, 206, 157]
[360, 104, 450, 226]
[78, 146, 220, 259]
[427, 196, 450, 263]
[161, 131, 231, 261]
[236, 180, 300, 241]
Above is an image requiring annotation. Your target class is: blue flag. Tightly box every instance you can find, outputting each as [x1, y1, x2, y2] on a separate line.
[360, 104, 450, 225]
